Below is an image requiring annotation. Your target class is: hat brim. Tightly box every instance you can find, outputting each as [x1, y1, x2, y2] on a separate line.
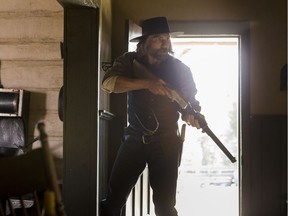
[129, 35, 146, 42]
[129, 31, 184, 42]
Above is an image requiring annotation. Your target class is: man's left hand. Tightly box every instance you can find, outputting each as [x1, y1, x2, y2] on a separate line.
[182, 114, 201, 129]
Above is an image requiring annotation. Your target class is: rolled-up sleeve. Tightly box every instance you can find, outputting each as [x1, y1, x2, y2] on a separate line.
[102, 76, 119, 93]
[101, 52, 136, 93]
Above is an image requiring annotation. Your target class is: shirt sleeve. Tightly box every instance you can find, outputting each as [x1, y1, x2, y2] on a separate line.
[102, 52, 136, 84]
[173, 60, 201, 112]
[182, 71, 201, 112]
[102, 76, 119, 93]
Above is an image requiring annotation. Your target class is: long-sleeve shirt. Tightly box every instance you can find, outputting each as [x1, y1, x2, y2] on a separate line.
[102, 52, 200, 134]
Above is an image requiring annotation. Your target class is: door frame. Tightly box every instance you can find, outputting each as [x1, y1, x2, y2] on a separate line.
[124, 20, 250, 216]
[165, 20, 250, 216]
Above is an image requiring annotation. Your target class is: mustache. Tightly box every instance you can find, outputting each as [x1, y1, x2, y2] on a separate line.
[156, 48, 169, 55]
[159, 48, 169, 52]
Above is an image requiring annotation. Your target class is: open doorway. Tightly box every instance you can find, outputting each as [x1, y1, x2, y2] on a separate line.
[171, 36, 239, 216]
[126, 36, 240, 216]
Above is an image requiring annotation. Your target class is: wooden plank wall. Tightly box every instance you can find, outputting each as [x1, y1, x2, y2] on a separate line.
[0, 0, 64, 157]
[249, 115, 287, 216]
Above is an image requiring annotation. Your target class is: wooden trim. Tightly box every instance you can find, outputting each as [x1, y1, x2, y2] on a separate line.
[57, 0, 98, 8]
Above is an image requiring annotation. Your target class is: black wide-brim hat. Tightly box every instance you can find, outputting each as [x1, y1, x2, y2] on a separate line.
[130, 17, 177, 42]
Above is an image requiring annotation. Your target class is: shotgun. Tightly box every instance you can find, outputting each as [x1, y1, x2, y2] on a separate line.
[133, 59, 237, 163]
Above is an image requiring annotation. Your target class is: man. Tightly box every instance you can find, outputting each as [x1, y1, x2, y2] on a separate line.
[101, 16, 201, 216]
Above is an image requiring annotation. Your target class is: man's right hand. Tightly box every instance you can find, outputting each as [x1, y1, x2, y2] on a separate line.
[147, 79, 172, 98]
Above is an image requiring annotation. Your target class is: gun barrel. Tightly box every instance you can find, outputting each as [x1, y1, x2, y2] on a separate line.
[203, 126, 237, 163]
[186, 105, 236, 163]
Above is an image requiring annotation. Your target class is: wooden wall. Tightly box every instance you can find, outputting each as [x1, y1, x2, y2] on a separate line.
[0, 0, 64, 157]
[248, 115, 287, 215]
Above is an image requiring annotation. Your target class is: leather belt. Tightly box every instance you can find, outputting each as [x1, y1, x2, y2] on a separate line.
[141, 134, 156, 144]
[128, 125, 160, 144]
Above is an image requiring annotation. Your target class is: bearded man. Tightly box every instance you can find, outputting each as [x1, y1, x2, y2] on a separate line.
[101, 16, 201, 216]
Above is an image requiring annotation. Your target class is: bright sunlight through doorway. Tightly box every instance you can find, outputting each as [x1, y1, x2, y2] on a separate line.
[126, 35, 240, 216]
[171, 37, 239, 216]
